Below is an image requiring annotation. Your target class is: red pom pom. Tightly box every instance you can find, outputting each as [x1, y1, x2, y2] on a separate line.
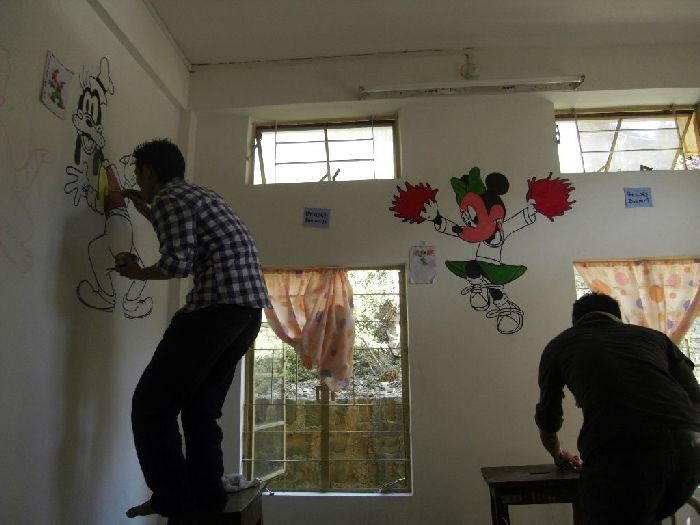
[526, 173, 576, 221]
[390, 182, 438, 223]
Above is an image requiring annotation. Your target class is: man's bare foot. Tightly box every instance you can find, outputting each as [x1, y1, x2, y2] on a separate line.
[126, 500, 156, 518]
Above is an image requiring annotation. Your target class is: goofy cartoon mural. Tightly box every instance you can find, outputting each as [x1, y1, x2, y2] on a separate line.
[391, 167, 574, 334]
[64, 57, 152, 318]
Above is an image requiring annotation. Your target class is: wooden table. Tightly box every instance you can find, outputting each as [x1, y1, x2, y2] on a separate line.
[481, 464, 582, 525]
[167, 484, 264, 525]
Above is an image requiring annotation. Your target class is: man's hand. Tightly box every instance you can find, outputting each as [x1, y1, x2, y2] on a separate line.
[554, 450, 582, 471]
[119, 189, 153, 221]
[115, 254, 144, 280]
[538, 428, 582, 470]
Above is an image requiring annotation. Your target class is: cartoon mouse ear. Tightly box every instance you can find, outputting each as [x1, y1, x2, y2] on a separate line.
[485, 172, 510, 195]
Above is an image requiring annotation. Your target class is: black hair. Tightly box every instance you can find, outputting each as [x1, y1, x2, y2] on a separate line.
[572, 292, 621, 323]
[132, 138, 185, 184]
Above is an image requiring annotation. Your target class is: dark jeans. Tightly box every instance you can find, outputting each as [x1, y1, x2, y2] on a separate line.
[581, 428, 700, 525]
[131, 304, 262, 517]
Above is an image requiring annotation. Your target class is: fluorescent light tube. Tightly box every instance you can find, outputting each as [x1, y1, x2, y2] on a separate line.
[358, 75, 585, 100]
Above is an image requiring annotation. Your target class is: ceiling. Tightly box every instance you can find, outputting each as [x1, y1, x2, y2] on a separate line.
[146, 0, 700, 67]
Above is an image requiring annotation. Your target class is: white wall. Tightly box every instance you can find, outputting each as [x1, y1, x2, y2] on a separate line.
[3, 3, 699, 524]
[0, 1, 186, 524]
[191, 52, 700, 524]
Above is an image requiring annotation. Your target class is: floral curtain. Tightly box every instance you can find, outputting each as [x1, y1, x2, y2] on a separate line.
[574, 258, 700, 344]
[263, 268, 355, 391]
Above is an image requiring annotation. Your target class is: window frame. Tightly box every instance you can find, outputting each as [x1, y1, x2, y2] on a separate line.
[248, 117, 401, 185]
[573, 266, 700, 379]
[243, 265, 412, 493]
[555, 106, 700, 173]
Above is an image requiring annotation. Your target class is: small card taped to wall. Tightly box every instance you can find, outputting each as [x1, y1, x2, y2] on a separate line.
[624, 187, 653, 208]
[409, 242, 437, 284]
[303, 207, 331, 228]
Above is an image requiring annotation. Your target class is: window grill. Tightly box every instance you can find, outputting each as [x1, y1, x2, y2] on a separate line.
[250, 118, 398, 184]
[243, 268, 411, 493]
[556, 107, 700, 173]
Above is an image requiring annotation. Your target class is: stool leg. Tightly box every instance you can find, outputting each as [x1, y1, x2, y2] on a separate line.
[490, 490, 510, 525]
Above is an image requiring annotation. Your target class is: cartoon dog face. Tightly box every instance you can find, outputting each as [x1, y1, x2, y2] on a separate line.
[72, 57, 113, 171]
[73, 86, 104, 157]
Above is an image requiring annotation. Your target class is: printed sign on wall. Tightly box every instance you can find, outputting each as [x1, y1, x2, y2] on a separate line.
[624, 187, 653, 208]
[303, 207, 331, 228]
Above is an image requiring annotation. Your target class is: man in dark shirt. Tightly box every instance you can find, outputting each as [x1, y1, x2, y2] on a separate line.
[535, 292, 700, 524]
[116, 138, 271, 519]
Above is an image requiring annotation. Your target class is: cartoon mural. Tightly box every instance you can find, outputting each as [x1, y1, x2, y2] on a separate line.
[64, 57, 152, 318]
[0, 47, 52, 273]
[391, 167, 575, 334]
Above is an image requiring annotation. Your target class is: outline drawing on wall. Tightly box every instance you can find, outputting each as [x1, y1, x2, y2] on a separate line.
[0, 46, 53, 273]
[40, 50, 73, 119]
[391, 168, 575, 334]
[64, 57, 153, 318]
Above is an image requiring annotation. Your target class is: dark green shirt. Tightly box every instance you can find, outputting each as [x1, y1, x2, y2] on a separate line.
[535, 313, 700, 457]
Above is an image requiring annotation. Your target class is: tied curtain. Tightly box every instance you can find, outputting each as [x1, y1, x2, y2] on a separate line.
[263, 268, 355, 391]
[574, 258, 700, 344]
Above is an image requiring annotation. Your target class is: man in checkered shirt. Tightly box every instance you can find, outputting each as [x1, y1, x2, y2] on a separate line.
[116, 138, 270, 520]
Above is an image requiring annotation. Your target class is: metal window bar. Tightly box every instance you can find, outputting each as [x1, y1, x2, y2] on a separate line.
[671, 106, 690, 170]
[371, 117, 376, 180]
[579, 147, 682, 154]
[254, 133, 266, 184]
[573, 109, 586, 173]
[600, 117, 623, 172]
[322, 128, 331, 182]
[275, 138, 377, 144]
[275, 158, 377, 166]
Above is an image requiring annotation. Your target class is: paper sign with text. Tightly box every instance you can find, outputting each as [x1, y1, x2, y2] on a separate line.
[303, 207, 331, 228]
[624, 187, 653, 208]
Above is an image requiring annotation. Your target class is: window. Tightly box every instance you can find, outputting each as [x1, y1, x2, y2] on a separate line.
[243, 268, 411, 492]
[574, 267, 700, 381]
[250, 118, 398, 184]
[556, 107, 700, 173]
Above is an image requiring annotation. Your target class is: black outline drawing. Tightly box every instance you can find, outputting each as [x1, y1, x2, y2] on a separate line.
[64, 57, 153, 318]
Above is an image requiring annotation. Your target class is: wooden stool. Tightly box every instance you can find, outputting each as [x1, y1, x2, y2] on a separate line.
[481, 464, 582, 525]
[167, 485, 264, 525]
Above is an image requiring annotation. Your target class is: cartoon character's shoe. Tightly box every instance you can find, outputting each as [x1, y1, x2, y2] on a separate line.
[76, 280, 115, 312]
[123, 296, 153, 319]
[460, 280, 491, 311]
[486, 299, 524, 334]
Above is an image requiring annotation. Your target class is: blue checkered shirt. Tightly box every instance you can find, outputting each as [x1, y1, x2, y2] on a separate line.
[150, 178, 271, 313]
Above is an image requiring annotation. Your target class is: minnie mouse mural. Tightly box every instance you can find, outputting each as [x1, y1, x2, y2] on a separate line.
[390, 167, 575, 334]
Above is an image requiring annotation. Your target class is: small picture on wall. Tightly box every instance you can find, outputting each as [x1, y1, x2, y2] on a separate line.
[40, 50, 73, 119]
[409, 243, 437, 284]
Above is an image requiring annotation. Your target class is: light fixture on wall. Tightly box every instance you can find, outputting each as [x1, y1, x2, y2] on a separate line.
[358, 75, 585, 100]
